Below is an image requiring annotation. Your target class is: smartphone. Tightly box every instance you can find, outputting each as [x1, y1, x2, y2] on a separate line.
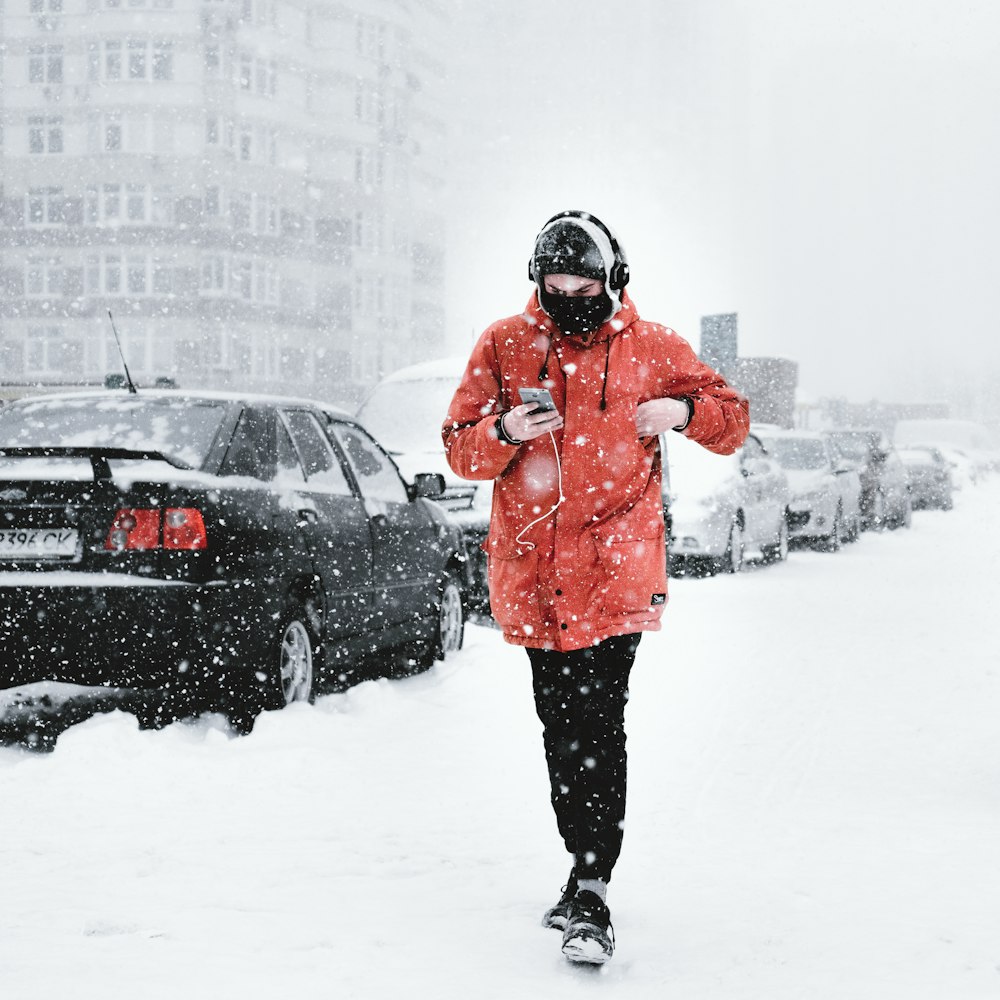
[518, 387, 558, 414]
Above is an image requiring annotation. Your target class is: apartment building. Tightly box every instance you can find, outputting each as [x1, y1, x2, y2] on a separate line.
[0, 0, 449, 405]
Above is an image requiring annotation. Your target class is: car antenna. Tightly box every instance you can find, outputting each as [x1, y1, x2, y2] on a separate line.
[107, 309, 138, 394]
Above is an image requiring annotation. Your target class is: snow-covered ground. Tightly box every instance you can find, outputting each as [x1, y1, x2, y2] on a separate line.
[2, 482, 998, 999]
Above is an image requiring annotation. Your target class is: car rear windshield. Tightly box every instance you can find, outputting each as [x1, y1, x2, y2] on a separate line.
[357, 377, 458, 455]
[760, 437, 828, 470]
[0, 397, 226, 470]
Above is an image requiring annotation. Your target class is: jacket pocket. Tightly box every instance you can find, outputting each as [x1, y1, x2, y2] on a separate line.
[485, 537, 542, 635]
[591, 526, 667, 617]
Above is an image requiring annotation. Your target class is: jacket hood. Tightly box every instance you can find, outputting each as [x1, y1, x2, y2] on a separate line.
[523, 288, 639, 345]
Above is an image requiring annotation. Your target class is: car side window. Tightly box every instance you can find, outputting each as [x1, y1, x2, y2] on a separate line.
[281, 409, 353, 495]
[275, 417, 306, 485]
[742, 436, 764, 461]
[219, 409, 268, 480]
[328, 421, 408, 505]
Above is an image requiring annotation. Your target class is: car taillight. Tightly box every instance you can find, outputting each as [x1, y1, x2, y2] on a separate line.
[106, 509, 160, 550]
[105, 508, 207, 551]
[163, 508, 207, 550]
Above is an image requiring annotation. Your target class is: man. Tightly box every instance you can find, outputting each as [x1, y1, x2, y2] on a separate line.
[443, 210, 749, 964]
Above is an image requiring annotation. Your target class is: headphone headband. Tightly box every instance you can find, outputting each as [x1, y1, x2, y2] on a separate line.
[529, 210, 630, 291]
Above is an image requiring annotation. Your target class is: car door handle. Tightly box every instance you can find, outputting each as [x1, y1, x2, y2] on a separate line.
[297, 508, 318, 525]
[371, 513, 388, 528]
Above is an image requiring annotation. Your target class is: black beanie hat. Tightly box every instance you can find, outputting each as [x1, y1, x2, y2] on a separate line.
[532, 220, 607, 282]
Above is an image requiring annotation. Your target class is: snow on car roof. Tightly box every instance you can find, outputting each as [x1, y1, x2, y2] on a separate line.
[6, 388, 354, 420]
[376, 358, 468, 383]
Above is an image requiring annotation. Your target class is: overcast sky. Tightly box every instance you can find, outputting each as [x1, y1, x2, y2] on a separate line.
[444, 0, 1000, 410]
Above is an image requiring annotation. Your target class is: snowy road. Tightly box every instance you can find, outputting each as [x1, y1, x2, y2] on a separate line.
[2, 483, 998, 999]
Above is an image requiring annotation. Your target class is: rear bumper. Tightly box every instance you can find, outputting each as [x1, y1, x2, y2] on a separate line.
[786, 498, 836, 539]
[0, 572, 260, 690]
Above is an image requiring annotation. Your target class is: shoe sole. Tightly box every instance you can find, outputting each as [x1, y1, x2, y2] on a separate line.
[561, 927, 613, 965]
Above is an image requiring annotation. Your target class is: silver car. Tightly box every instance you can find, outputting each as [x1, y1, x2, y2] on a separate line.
[666, 431, 790, 574]
[754, 429, 862, 551]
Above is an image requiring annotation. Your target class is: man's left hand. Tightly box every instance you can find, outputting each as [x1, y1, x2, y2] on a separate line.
[635, 397, 691, 437]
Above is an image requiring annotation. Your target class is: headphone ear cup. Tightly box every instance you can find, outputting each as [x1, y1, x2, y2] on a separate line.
[609, 260, 629, 291]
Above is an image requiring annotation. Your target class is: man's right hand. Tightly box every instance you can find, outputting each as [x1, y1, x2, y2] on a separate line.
[500, 403, 564, 443]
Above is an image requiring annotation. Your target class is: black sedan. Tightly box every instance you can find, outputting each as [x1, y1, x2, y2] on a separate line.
[0, 390, 469, 730]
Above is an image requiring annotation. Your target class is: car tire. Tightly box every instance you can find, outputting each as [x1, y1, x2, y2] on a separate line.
[718, 520, 744, 574]
[762, 517, 789, 565]
[871, 491, 887, 531]
[900, 496, 913, 529]
[393, 572, 465, 678]
[819, 507, 842, 552]
[227, 609, 316, 733]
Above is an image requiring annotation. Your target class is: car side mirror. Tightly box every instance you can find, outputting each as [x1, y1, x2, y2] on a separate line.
[742, 458, 769, 477]
[411, 472, 446, 499]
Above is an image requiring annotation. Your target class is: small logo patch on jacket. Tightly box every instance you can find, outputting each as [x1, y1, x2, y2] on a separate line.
[651, 593, 666, 605]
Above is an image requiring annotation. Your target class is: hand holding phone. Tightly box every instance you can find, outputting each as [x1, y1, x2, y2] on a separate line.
[501, 387, 564, 443]
[518, 387, 558, 414]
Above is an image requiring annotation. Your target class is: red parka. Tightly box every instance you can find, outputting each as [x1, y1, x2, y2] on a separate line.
[443, 290, 749, 652]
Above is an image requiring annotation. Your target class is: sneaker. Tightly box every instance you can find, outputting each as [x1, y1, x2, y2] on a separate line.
[541, 875, 578, 930]
[561, 890, 615, 964]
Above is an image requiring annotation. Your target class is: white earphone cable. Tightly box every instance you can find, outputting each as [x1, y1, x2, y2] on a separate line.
[514, 430, 564, 550]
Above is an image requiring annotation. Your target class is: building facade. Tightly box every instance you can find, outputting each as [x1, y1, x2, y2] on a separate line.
[0, 0, 449, 406]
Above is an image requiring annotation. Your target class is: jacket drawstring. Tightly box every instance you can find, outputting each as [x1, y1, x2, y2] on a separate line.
[538, 336, 554, 383]
[600, 337, 611, 410]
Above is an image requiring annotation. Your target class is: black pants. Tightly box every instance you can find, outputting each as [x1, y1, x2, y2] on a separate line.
[526, 633, 641, 884]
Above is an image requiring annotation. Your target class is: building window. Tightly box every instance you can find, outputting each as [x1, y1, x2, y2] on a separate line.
[26, 327, 81, 376]
[96, 40, 172, 82]
[30, 0, 63, 13]
[355, 80, 381, 124]
[25, 257, 64, 297]
[201, 254, 226, 294]
[126, 184, 149, 222]
[103, 40, 122, 81]
[152, 42, 173, 80]
[104, 113, 122, 151]
[151, 187, 173, 224]
[128, 40, 147, 79]
[28, 44, 63, 84]
[26, 187, 65, 226]
[204, 186, 220, 216]
[204, 45, 221, 78]
[356, 17, 385, 60]
[28, 116, 63, 155]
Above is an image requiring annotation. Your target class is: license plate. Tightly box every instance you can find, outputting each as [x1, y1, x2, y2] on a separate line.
[0, 527, 79, 559]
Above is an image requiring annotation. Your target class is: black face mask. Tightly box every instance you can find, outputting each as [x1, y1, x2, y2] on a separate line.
[538, 288, 614, 335]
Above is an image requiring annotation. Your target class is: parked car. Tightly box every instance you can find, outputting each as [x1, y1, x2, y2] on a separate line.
[897, 446, 954, 510]
[357, 358, 491, 614]
[0, 390, 469, 730]
[894, 418, 999, 477]
[754, 429, 862, 550]
[665, 431, 790, 574]
[824, 429, 912, 531]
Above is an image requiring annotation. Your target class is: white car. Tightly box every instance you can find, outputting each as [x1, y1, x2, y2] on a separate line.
[666, 431, 790, 573]
[356, 358, 491, 613]
[754, 429, 861, 551]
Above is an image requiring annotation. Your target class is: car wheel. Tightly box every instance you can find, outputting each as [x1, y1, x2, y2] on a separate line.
[393, 572, 465, 678]
[762, 517, 789, 564]
[437, 575, 465, 656]
[871, 491, 887, 531]
[819, 507, 842, 552]
[900, 496, 913, 529]
[719, 520, 744, 574]
[228, 610, 315, 733]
